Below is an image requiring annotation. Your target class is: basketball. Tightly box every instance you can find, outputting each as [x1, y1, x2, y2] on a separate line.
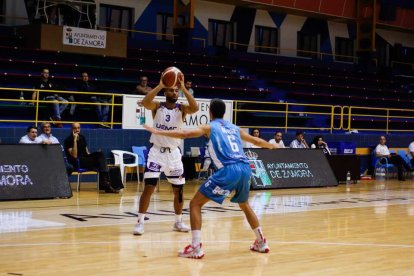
[161, 66, 184, 88]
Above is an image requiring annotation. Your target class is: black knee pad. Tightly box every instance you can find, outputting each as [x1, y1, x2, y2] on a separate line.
[145, 178, 158, 186]
[172, 184, 184, 203]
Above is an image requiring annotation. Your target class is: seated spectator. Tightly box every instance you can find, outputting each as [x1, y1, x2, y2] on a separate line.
[64, 122, 119, 193]
[133, 76, 152, 95]
[32, 68, 68, 128]
[19, 126, 42, 144]
[290, 131, 309, 148]
[178, 80, 194, 98]
[38, 122, 60, 144]
[310, 135, 331, 156]
[246, 128, 262, 148]
[38, 122, 74, 176]
[76, 72, 110, 128]
[269, 131, 285, 148]
[375, 135, 411, 181]
[409, 139, 414, 167]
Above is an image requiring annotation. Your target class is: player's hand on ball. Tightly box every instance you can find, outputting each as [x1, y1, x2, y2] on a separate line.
[158, 77, 166, 89]
[178, 75, 185, 89]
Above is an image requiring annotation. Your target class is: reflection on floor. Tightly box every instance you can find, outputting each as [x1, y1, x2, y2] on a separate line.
[0, 179, 413, 275]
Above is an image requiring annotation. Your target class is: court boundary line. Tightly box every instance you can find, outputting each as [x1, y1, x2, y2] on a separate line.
[0, 198, 413, 235]
[1, 239, 414, 249]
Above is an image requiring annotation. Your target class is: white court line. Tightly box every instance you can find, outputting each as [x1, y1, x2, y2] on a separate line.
[1, 240, 414, 249]
[2, 198, 414, 234]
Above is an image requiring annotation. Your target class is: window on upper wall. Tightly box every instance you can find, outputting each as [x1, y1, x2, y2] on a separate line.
[255, 26, 278, 54]
[335, 37, 354, 62]
[297, 32, 319, 58]
[208, 19, 236, 48]
[391, 44, 414, 70]
[402, 46, 414, 63]
[99, 4, 133, 35]
[156, 13, 184, 41]
[0, 0, 5, 24]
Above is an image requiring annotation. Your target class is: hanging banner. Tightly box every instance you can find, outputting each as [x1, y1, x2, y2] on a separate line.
[122, 95, 233, 129]
[63, 26, 107, 48]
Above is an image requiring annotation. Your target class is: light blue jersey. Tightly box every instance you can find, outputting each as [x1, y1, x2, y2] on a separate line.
[199, 119, 251, 204]
[207, 119, 248, 169]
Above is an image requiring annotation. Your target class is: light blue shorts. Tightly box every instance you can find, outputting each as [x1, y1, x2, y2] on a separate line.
[199, 162, 251, 204]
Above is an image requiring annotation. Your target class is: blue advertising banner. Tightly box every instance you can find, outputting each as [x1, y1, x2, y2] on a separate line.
[0, 145, 72, 200]
[244, 148, 338, 189]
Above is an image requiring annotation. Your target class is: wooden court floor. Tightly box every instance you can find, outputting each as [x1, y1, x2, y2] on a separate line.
[1, 179, 414, 275]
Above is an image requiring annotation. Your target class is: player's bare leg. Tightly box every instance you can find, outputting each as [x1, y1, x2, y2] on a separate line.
[178, 191, 209, 259]
[172, 184, 190, 232]
[133, 182, 156, 235]
[239, 202, 270, 253]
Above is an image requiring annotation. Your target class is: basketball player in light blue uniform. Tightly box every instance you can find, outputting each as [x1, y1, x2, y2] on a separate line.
[144, 98, 279, 259]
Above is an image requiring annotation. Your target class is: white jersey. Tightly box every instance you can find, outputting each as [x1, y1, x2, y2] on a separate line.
[150, 102, 183, 148]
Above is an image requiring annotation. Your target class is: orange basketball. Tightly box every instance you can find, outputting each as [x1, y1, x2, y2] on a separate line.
[161, 67, 184, 88]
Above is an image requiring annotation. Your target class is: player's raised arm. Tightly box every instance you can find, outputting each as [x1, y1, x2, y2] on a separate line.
[144, 124, 210, 139]
[240, 129, 280, 149]
[179, 78, 199, 115]
[141, 79, 164, 111]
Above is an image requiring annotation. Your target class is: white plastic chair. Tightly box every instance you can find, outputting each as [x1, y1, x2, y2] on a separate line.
[111, 150, 140, 187]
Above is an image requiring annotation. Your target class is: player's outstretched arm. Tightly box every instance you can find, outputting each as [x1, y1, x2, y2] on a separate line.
[179, 78, 199, 115]
[240, 130, 280, 149]
[141, 79, 164, 110]
[144, 124, 210, 139]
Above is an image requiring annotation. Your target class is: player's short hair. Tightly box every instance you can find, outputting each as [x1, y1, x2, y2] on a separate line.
[41, 122, 51, 128]
[26, 126, 37, 133]
[210, 98, 225, 119]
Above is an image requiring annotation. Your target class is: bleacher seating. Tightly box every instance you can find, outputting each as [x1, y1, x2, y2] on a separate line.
[0, 26, 413, 130]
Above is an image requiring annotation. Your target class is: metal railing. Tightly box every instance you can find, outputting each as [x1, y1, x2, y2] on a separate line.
[234, 100, 414, 133]
[228, 41, 359, 63]
[97, 26, 177, 44]
[98, 25, 208, 49]
[234, 100, 337, 133]
[1, 88, 414, 133]
[346, 106, 414, 133]
[391, 60, 414, 70]
[0, 87, 123, 128]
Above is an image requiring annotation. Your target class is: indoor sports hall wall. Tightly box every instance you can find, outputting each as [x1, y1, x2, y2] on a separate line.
[94, 0, 413, 58]
[3, 1, 414, 56]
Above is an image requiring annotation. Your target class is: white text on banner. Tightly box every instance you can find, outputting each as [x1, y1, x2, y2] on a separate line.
[63, 26, 107, 49]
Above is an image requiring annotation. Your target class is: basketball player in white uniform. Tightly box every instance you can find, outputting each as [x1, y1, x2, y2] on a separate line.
[133, 77, 198, 235]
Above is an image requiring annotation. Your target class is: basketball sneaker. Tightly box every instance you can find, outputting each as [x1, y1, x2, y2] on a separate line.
[178, 243, 205, 259]
[173, 221, 191, 232]
[250, 239, 270, 253]
[133, 222, 144, 235]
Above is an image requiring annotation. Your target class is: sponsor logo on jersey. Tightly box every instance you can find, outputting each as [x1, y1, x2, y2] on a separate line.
[212, 185, 230, 196]
[155, 123, 178, 131]
[169, 168, 183, 176]
[148, 162, 161, 172]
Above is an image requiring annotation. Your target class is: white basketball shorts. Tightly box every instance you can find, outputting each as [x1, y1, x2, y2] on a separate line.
[144, 145, 185, 185]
